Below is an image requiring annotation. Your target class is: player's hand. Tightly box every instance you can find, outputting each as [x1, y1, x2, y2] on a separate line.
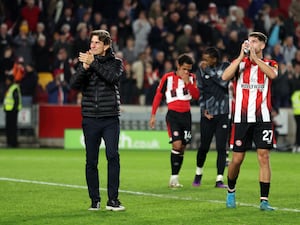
[79, 51, 94, 69]
[199, 61, 208, 70]
[180, 72, 190, 84]
[204, 110, 213, 120]
[149, 115, 156, 129]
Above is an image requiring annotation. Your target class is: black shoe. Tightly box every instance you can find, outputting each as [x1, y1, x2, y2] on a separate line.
[215, 181, 228, 188]
[192, 175, 202, 187]
[106, 199, 125, 211]
[88, 201, 100, 211]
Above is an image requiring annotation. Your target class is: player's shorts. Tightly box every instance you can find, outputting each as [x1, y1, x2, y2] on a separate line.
[166, 110, 192, 145]
[229, 122, 276, 152]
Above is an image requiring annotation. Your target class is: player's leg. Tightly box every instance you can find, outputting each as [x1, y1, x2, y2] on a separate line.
[226, 123, 250, 208]
[82, 117, 101, 210]
[255, 122, 275, 211]
[166, 110, 185, 188]
[193, 116, 215, 186]
[214, 114, 229, 188]
[169, 140, 185, 187]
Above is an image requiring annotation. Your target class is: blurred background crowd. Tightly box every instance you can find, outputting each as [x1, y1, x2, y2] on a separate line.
[0, 0, 300, 108]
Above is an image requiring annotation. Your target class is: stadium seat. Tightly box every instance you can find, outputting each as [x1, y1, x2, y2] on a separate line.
[38, 72, 53, 90]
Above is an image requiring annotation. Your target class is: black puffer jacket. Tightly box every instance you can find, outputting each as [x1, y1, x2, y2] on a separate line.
[70, 49, 123, 118]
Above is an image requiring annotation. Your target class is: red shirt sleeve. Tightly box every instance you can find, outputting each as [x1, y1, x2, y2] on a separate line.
[151, 74, 167, 115]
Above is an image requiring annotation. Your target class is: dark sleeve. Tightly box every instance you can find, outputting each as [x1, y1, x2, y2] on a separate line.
[89, 58, 123, 84]
[211, 62, 230, 89]
[70, 63, 89, 90]
[196, 68, 205, 109]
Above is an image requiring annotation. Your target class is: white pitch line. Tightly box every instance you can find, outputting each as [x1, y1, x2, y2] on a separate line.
[1, 177, 299, 213]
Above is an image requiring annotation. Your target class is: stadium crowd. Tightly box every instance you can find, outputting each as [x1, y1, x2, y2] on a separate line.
[0, 0, 300, 108]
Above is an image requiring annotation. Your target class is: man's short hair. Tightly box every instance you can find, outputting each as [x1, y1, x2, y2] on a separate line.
[90, 30, 112, 46]
[249, 32, 268, 43]
[177, 53, 194, 66]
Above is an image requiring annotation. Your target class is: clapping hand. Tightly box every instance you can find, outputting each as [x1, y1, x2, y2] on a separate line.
[79, 51, 94, 69]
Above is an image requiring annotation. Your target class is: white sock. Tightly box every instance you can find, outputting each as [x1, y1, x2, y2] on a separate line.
[196, 167, 203, 175]
[216, 174, 224, 182]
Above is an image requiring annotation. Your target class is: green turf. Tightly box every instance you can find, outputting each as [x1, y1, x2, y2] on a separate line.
[0, 148, 299, 225]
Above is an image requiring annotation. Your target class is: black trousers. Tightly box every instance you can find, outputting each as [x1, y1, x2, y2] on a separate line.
[5, 111, 18, 147]
[82, 116, 120, 202]
[196, 114, 229, 175]
[294, 115, 300, 146]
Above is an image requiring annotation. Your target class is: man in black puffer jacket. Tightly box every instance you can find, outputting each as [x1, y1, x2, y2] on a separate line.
[70, 29, 125, 211]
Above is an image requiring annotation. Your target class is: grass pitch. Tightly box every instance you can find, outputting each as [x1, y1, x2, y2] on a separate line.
[0, 148, 299, 225]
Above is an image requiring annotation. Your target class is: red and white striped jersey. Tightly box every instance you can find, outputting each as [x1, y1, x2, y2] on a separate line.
[151, 71, 199, 114]
[231, 58, 278, 123]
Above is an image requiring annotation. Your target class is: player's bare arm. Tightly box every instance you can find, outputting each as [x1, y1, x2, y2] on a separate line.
[251, 54, 278, 80]
[149, 115, 156, 129]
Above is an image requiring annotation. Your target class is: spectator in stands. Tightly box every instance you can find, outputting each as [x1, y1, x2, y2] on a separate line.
[197, 12, 215, 46]
[227, 6, 248, 42]
[12, 57, 25, 83]
[253, 5, 271, 35]
[0, 46, 14, 102]
[45, 0, 64, 33]
[56, 6, 76, 35]
[20, 0, 41, 32]
[165, 11, 183, 39]
[176, 24, 194, 54]
[292, 49, 300, 66]
[52, 28, 73, 58]
[0, 1, 4, 23]
[289, 0, 300, 24]
[20, 62, 38, 106]
[33, 34, 52, 73]
[46, 69, 70, 105]
[148, 16, 167, 54]
[116, 8, 133, 49]
[3, 74, 22, 148]
[52, 47, 74, 84]
[13, 21, 35, 65]
[120, 62, 139, 104]
[182, 2, 199, 33]
[163, 59, 174, 74]
[132, 10, 151, 57]
[122, 36, 136, 64]
[152, 50, 165, 78]
[132, 51, 147, 105]
[207, 2, 224, 29]
[144, 62, 159, 105]
[226, 30, 242, 61]
[72, 23, 90, 59]
[282, 35, 297, 64]
[0, 23, 13, 60]
[35, 22, 47, 41]
[267, 14, 286, 53]
[148, 0, 164, 25]
[80, 8, 93, 30]
[110, 25, 120, 52]
[270, 43, 285, 64]
[162, 32, 176, 61]
[91, 11, 106, 30]
[272, 62, 293, 108]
